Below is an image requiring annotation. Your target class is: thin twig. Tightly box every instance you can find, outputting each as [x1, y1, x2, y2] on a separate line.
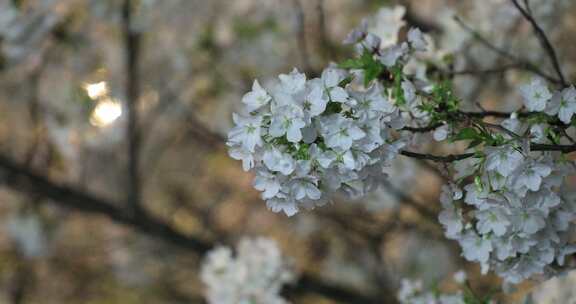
[401, 123, 443, 133]
[510, 0, 568, 87]
[454, 16, 562, 85]
[401, 143, 576, 163]
[448, 64, 523, 76]
[401, 109, 551, 134]
[481, 121, 522, 139]
[400, 150, 476, 163]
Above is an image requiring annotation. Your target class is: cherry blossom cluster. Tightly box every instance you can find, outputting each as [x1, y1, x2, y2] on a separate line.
[226, 14, 431, 216]
[201, 237, 295, 304]
[439, 80, 576, 284]
[227, 2, 576, 286]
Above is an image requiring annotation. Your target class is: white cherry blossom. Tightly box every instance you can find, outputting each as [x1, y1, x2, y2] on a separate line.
[201, 238, 295, 304]
[520, 77, 552, 112]
[242, 80, 271, 112]
[319, 114, 365, 150]
[547, 86, 576, 124]
[485, 145, 524, 177]
[227, 113, 263, 152]
[320, 68, 350, 104]
[407, 27, 428, 51]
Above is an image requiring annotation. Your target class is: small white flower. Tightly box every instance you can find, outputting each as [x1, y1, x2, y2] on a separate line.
[379, 43, 408, 67]
[485, 145, 524, 177]
[309, 144, 337, 168]
[352, 83, 396, 120]
[201, 237, 295, 303]
[278, 68, 306, 95]
[463, 183, 499, 209]
[269, 105, 306, 143]
[303, 81, 329, 117]
[502, 112, 527, 135]
[254, 168, 282, 199]
[266, 196, 298, 216]
[290, 179, 321, 201]
[359, 33, 382, 53]
[401, 80, 417, 104]
[320, 68, 349, 104]
[454, 157, 481, 179]
[228, 145, 254, 171]
[461, 231, 493, 263]
[433, 124, 450, 141]
[439, 206, 464, 239]
[242, 80, 271, 112]
[355, 117, 385, 152]
[514, 208, 546, 235]
[475, 207, 510, 237]
[547, 86, 576, 124]
[319, 114, 365, 150]
[344, 19, 382, 54]
[263, 148, 295, 175]
[519, 77, 552, 112]
[370, 5, 406, 48]
[512, 161, 552, 192]
[407, 27, 428, 51]
[453, 270, 467, 284]
[529, 124, 547, 143]
[228, 113, 263, 152]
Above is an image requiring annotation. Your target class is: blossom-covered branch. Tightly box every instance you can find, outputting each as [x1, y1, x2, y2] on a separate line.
[226, 1, 576, 287]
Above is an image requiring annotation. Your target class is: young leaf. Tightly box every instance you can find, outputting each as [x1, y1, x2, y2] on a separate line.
[454, 128, 481, 141]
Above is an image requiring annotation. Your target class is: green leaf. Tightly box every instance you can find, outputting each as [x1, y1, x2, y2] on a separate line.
[391, 66, 406, 106]
[338, 58, 364, 69]
[474, 176, 483, 192]
[295, 143, 310, 160]
[338, 76, 353, 87]
[338, 51, 384, 86]
[546, 127, 561, 145]
[462, 283, 488, 304]
[364, 63, 383, 87]
[467, 139, 483, 149]
[325, 102, 342, 114]
[453, 128, 481, 141]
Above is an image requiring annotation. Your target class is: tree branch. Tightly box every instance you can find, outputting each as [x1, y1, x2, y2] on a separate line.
[400, 150, 476, 163]
[401, 109, 553, 134]
[0, 153, 378, 303]
[0, 153, 213, 253]
[401, 143, 576, 163]
[122, 0, 143, 215]
[448, 64, 524, 77]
